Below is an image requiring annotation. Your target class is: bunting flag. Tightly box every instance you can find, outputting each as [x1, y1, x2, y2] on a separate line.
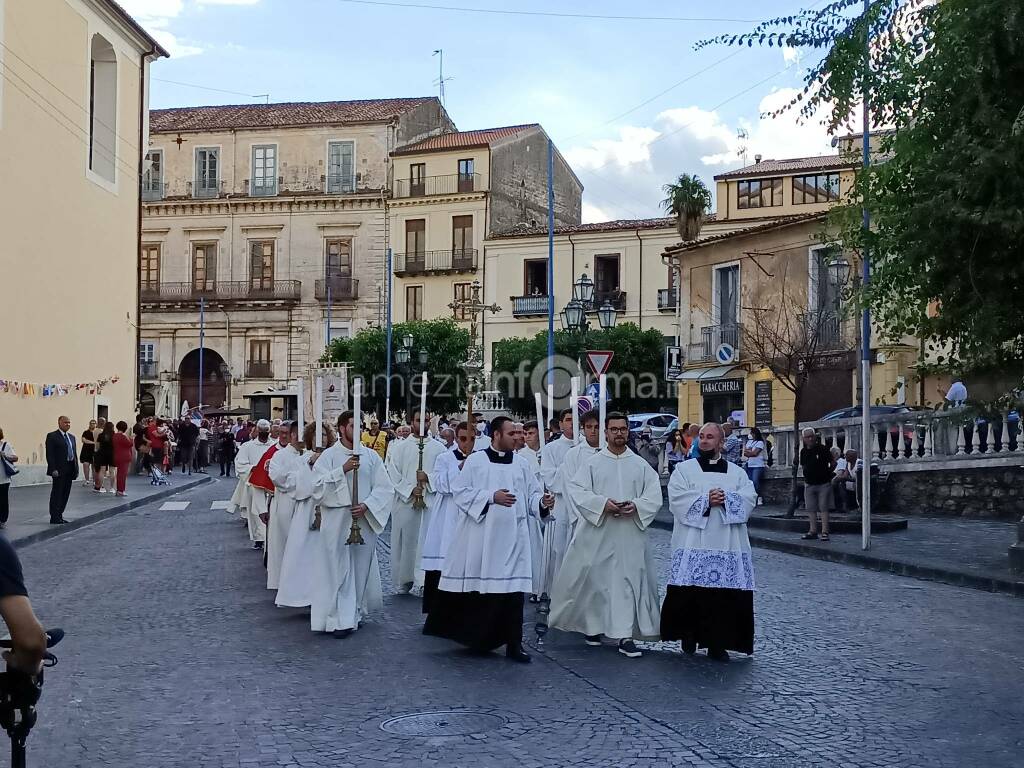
[0, 375, 120, 398]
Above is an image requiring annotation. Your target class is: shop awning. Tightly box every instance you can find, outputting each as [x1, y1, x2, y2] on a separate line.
[677, 365, 743, 381]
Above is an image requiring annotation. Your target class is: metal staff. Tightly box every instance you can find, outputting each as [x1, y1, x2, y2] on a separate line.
[346, 378, 365, 545]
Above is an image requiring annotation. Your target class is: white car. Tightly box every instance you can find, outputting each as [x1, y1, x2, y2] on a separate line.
[627, 413, 676, 439]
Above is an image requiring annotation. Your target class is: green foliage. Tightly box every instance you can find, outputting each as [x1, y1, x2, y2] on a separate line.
[702, 0, 1024, 388]
[661, 173, 713, 242]
[491, 323, 673, 418]
[321, 318, 471, 418]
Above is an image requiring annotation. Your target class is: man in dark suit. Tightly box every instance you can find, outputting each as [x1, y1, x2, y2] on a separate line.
[45, 416, 78, 524]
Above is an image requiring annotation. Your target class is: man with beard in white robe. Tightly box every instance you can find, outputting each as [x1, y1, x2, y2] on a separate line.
[419, 421, 476, 614]
[538, 408, 576, 595]
[310, 410, 396, 637]
[267, 421, 314, 592]
[230, 420, 273, 549]
[276, 422, 334, 609]
[424, 416, 554, 663]
[662, 422, 757, 662]
[550, 412, 662, 658]
[385, 411, 446, 594]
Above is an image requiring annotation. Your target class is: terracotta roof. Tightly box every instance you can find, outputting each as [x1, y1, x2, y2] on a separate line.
[392, 124, 540, 155]
[490, 216, 684, 239]
[714, 154, 856, 180]
[102, 0, 170, 57]
[663, 212, 827, 254]
[150, 97, 438, 133]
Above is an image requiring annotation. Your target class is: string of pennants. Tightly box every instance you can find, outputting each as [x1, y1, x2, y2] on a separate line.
[0, 375, 120, 398]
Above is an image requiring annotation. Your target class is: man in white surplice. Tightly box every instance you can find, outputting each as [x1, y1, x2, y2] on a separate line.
[423, 416, 554, 663]
[419, 421, 477, 614]
[538, 408, 576, 594]
[310, 410, 395, 637]
[229, 420, 273, 548]
[267, 422, 316, 592]
[661, 422, 757, 662]
[385, 411, 446, 594]
[550, 413, 662, 658]
[512, 421, 544, 597]
[558, 411, 603, 526]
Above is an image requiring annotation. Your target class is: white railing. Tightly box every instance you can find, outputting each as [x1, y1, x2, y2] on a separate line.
[473, 391, 507, 414]
[767, 409, 1022, 469]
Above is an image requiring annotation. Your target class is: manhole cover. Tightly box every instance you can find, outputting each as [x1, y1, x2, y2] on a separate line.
[380, 711, 506, 737]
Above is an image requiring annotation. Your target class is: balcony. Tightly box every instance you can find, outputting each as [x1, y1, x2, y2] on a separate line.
[688, 323, 742, 363]
[657, 288, 678, 312]
[590, 290, 627, 312]
[142, 184, 164, 202]
[139, 362, 159, 380]
[315, 277, 359, 302]
[512, 295, 550, 317]
[394, 173, 482, 198]
[140, 281, 302, 307]
[394, 249, 478, 276]
[801, 310, 847, 350]
[246, 363, 274, 379]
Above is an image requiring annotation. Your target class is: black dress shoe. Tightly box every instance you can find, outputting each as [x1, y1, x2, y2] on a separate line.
[333, 628, 354, 639]
[49, 518, 70, 525]
[681, 638, 697, 655]
[506, 645, 532, 664]
[708, 647, 730, 662]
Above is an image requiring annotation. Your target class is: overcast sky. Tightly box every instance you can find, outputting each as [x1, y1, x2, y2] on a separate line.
[124, 0, 839, 221]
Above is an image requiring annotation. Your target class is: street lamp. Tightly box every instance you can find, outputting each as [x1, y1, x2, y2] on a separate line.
[395, 346, 410, 365]
[394, 335, 428, 421]
[828, 258, 852, 289]
[561, 299, 586, 332]
[572, 273, 595, 305]
[596, 300, 618, 332]
[402, 333, 414, 351]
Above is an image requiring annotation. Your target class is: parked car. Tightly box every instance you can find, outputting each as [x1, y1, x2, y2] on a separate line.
[817, 404, 927, 456]
[818, 405, 922, 422]
[627, 413, 676, 438]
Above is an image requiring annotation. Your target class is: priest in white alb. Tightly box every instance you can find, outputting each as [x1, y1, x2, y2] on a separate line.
[230, 420, 273, 550]
[385, 410, 446, 594]
[662, 422, 757, 662]
[310, 410, 395, 637]
[550, 412, 662, 658]
[538, 408, 576, 593]
[558, 410, 602, 526]
[276, 422, 335, 609]
[419, 421, 476, 614]
[424, 416, 554, 663]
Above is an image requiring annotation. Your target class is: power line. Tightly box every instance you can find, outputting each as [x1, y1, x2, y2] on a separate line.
[336, 0, 760, 23]
[152, 77, 269, 101]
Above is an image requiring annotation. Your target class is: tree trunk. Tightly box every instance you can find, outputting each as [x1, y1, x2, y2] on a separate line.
[676, 210, 705, 242]
[786, 388, 802, 518]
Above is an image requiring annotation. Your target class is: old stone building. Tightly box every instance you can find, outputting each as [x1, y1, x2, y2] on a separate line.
[138, 98, 454, 415]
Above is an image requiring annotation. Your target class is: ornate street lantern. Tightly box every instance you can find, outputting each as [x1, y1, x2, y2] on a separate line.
[597, 300, 618, 330]
[572, 273, 595, 305]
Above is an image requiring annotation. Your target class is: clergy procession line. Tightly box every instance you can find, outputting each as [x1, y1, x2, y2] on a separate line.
[225, 404, 758, 664]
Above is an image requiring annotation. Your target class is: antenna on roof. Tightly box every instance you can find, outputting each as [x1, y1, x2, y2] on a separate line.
[432, 49, 452, 106]
[736, 128, 749, 166]
[254, 94, 270, 104]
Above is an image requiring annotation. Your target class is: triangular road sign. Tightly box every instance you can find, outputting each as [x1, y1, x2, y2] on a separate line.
[585, 350, 614, 376]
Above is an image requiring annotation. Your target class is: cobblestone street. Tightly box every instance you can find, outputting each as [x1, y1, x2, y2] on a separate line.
[15, 478, 1024, 767]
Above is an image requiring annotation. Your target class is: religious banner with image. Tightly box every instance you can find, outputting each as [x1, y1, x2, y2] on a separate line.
[319, 366, 348, 428]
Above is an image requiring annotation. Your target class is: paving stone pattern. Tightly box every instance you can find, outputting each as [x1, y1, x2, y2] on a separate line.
[15, 477, 1024, 767]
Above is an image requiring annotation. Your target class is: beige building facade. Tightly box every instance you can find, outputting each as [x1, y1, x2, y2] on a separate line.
[139, 99, 454, 416]
[389, 125, 582, 325]
[666, 147, 920, 428]
[0, 0, 165, 481]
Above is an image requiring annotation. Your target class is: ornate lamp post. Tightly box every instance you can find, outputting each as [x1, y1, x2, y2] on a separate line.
[448, 279, 500, 421]
[395, 333, 428, 422]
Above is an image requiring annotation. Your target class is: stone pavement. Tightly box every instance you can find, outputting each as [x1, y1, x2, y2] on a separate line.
[653, 503, 1024, 597]
[13, 477, 1024, 768]
[4, 471, 210, 547]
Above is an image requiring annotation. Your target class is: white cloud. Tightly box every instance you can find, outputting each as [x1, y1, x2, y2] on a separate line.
[565, 88, 838, 221]
[581, 203, 612, 224]
[119, 0, 260, 57]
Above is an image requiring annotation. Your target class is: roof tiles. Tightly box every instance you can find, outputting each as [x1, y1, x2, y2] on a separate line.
[392, 124, 540, 155]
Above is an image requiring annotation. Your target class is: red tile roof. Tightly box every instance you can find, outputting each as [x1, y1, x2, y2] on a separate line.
[392, 124, 540, 155]
[490, 216, 686, 239]
[714, 154, 856, 180]
[662, 212, 827, 254]
[150, 97, 438, 133]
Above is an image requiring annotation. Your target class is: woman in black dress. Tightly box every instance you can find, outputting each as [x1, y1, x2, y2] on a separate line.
[93, 421, 115, 494]
[80, 419, 97, 487]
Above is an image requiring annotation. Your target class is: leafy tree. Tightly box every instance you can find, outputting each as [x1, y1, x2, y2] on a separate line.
[700, 0, 1024, 391]
[661, 173, 712, 242]
[321, 318, 471, 419]
[490, 323, 673, 418]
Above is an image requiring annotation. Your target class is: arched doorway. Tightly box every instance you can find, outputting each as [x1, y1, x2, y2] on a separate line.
[138, 390, 156, 418]
[179, 348, 229, 411]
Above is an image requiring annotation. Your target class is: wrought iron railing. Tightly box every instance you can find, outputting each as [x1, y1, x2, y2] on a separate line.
[246, 363, 274, 379]
[512, 295, 550, 316]
[394, 249, 478, 275]
[592, 290, 627, 311]
[140, 280, 301, 303]
[689, 323, 741, 362]
[139, 362, 159, 379]
[657, 288, 677, 311]
[801, 310, 845, 350]
[394, 173, 482, 198]
[315, 277, 359, 301]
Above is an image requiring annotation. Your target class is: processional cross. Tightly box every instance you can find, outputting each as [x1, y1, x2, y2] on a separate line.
[448, 279, 501, 419]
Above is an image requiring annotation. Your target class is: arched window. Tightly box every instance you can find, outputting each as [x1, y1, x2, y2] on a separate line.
[89, 34, 117, 183]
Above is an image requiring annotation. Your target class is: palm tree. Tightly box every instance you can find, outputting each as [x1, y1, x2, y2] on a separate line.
[661, 174, 712, 242]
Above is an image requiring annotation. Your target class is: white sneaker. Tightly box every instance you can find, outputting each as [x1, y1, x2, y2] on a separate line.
[756, 497, 763, 506]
